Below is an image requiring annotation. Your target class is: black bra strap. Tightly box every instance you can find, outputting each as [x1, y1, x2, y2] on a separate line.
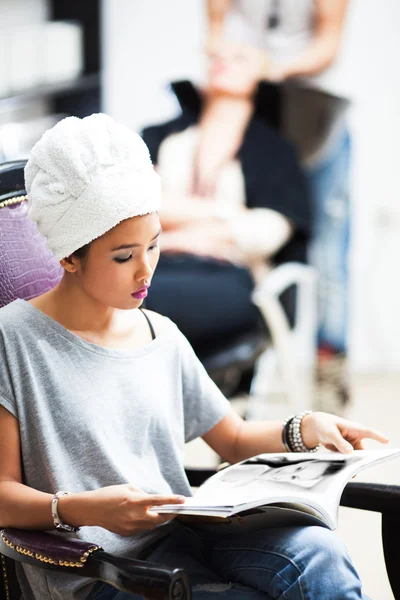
[139, 308, 156, 340]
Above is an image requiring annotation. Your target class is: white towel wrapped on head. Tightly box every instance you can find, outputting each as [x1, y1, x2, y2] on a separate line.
[25, 113, 161, 260]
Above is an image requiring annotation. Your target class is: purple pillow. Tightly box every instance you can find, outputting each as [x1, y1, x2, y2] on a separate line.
[0, 201, 63, 308]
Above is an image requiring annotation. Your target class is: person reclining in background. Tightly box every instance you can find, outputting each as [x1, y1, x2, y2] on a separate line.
[143, 42, 310, 358]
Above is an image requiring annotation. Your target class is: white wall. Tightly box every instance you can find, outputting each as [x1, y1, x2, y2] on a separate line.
[0, 0, 48, 27]
[0, 0, 49, 127]
[102, 0, 206, 132]
[346, 0, 400, 371]
[103, 0, 400, 372]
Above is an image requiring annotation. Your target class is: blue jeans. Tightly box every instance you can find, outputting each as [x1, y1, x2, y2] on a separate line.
[307, 130, 351, 353]
[87, 523, 369, 599]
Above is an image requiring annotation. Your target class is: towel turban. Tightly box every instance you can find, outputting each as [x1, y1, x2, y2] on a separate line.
[25, 113, 161, 260]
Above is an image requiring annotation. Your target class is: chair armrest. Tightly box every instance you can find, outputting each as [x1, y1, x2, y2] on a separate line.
[250, 263, 318, 411]
[340, 481, 400, 513]
[340, 482, 400, 600]
[185, 471, 400, 512]
[1, 528, 101, 566]
[0, 529, 190, 600]
[252, 263, 318, 363]
[185, 467, 217, 488]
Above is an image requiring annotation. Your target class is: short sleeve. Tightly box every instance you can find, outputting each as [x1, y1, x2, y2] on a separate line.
[0, 393, 17, 418]
[0, 330, 18, 418]
[175, 329, 230, 443]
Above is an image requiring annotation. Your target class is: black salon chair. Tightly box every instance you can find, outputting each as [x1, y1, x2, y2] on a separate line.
[1, 160, 400, 600]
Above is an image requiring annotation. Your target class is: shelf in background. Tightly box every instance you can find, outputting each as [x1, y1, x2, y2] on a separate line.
[0, 73, 100, 114]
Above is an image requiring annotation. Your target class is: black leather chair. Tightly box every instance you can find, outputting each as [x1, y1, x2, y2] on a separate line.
[1, 160, 400, 600]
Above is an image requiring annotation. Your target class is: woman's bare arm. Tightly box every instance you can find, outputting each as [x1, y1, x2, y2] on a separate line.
[276, 0, 350, 80]
[0, 407, 184, 534]
[202, 408, 388, 464]
[159, 193, 220, 230]
[207, 0, 232, 44]
[206, 0, 349, 81]
[0, 406, 57, 529]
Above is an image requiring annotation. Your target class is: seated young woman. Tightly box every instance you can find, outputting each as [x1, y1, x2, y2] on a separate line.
[0, 114, 386, 600]
[142, 42, 310, 356]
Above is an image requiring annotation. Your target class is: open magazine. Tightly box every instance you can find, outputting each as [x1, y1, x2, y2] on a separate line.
[151, 449, 400, 530]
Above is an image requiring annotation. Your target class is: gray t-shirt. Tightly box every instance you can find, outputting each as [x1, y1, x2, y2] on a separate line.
[0, 299, 230, 600]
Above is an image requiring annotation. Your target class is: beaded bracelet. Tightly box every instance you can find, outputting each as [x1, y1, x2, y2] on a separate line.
[282, 410, 319, 453]
[288, 410, 319, 453]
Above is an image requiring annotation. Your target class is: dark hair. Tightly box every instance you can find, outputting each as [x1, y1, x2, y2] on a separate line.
[72, 242, 91, 259]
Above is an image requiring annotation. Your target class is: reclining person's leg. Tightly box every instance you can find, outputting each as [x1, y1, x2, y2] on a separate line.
[146, 255, 263, 355]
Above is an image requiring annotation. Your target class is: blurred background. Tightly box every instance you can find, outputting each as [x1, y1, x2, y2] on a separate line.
[1, 0, 400, 373]
[1, 1, 400, 598]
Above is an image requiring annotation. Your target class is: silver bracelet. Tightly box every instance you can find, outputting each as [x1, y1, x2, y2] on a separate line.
[51, 491, 80, 533]
[288, 410, 319, 453]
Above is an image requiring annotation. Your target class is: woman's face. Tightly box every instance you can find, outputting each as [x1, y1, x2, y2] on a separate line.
[207, 43, 260, 99]
[68, 212, 161, 310]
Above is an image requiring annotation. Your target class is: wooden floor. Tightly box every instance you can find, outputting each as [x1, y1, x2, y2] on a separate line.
[184, 373, 400, 600]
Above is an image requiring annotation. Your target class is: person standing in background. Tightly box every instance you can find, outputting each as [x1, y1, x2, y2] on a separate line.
[206, 0, 351, 406]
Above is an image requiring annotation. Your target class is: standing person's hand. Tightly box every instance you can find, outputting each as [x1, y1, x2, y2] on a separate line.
[60, 484, 186, 536]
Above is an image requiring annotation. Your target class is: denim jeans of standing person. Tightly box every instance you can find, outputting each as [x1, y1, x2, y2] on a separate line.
[86, 522, 370, 599]
[307, 129, 351, 354]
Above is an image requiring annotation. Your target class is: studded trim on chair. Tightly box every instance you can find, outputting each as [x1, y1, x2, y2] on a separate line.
[1, 532, 101, 568]
[0, 194, 27, 209]
[1, 553, 10, 600]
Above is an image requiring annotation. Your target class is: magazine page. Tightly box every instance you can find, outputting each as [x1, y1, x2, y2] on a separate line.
[153, 449, 400, 528]
[195, 449, 400, 526]
[191, 451, 364, 527]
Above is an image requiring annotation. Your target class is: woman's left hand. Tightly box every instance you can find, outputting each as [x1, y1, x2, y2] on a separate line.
[301, 412, 389, 454]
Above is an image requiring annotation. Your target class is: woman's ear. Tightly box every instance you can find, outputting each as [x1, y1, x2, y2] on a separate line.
[60, 255, 79, 273]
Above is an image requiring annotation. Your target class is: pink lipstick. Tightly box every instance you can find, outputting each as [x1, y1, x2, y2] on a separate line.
[132, 286, 149, 300]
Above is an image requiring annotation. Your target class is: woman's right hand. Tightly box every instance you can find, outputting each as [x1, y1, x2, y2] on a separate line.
[60, 484, 186, 536]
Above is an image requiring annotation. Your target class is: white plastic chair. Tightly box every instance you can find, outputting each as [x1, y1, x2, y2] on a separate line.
[246, 263, 318, 419]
